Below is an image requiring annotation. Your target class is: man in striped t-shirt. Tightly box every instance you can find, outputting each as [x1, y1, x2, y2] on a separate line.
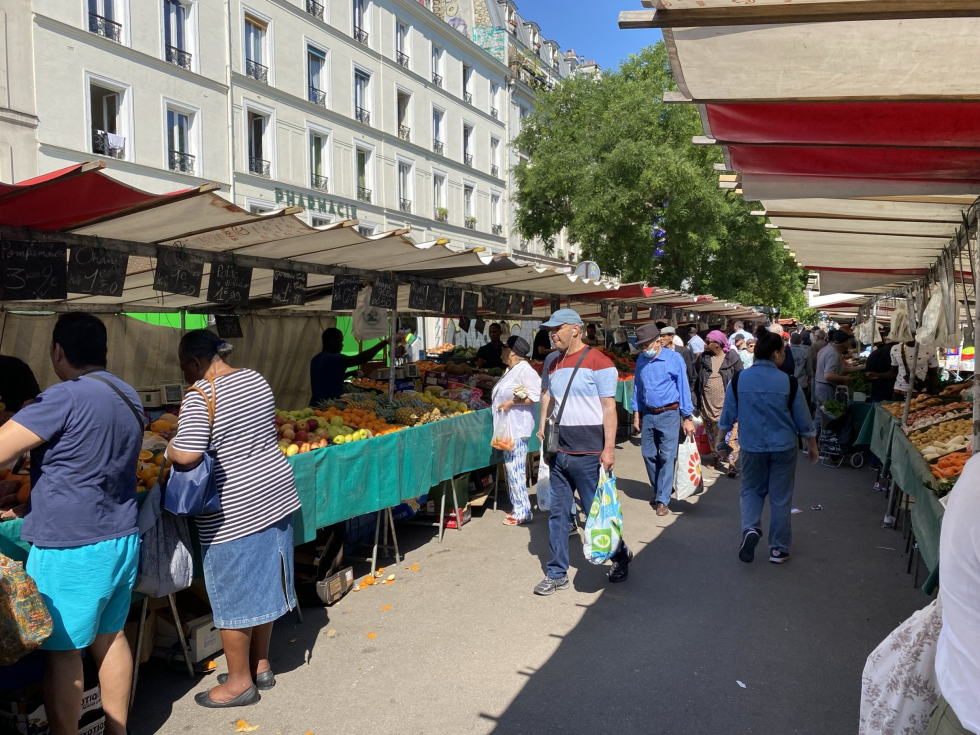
[534, 310, 633, 596]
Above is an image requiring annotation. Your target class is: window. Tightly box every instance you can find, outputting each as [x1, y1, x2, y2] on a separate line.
[354, 70, 371, 124]
[432, 107, 444, 155]
[309, 130, 329, 191]
[311, 213, 333, 227]
[89, 80, 127, 159]
[491, 192, 502, 235]
[88, 0, 121, 42]
[308, 46, 327, 107]
[398, 160, 412, 213]
[164, 0, 192, 69]
[462, 64, 473, 104]
[247, 200, 275, 214]
[462, 124, 473, 167]
[306, 0, 324, 21]
[490, 82, 499, 119]
[433, 172, 447, 221]
[167, 107, 195, 174]
[431, 45, 443, 88]
[463, 184, 475, 229]
[490, 136, 500, 178]
[519, 105, 528, 130]
[352, 0, 368, 45]
[355, 146, 372, 203]
[247, 110, 270, 177]
[244, 16, 268, 83]
[358, 224, 376, 237]
[395, 22, 409, 68]
[397, 90, 411, 141]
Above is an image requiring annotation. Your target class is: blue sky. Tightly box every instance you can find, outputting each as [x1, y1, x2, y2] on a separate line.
[510, 0, 663, 72]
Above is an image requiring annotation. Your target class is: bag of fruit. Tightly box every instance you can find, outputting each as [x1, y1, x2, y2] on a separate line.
[490, 412, 515, 451]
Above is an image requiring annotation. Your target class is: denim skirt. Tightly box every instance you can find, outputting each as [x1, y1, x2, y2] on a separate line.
[201, 515, 296, 629]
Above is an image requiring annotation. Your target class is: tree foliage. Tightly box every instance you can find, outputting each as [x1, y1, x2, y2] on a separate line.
[512, 43, 808, 312]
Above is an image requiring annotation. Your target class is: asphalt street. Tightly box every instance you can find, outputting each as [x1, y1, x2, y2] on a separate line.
[133, 439, 926, 734]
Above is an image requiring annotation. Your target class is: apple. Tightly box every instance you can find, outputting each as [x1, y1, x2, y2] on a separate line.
[282, 428, 295, 440]
[295, 430, 309, 442]
[306, 419, 319, 432]
[316, 417, 328, 429]
[329, 416, 345, 427]
[333, 435, 346, 445]
[298, 442, 311, 453]
[285, 444, 300, 457]
[315, 428, 330, 439]
[274, 415, 286, 427]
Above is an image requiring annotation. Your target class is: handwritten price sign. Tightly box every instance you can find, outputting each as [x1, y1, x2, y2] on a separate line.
[153, 247, 204, 297]
[1, 241, 68, 301]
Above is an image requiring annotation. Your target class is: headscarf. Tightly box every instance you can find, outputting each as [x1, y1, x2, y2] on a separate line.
[706, 329, 730, 352]
[506, 335, 531, 358]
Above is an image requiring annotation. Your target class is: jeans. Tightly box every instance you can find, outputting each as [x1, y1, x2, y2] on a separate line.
[640, 409, 680, 507]
[740, 447, 798, 553]
[547, 451, 630, 579]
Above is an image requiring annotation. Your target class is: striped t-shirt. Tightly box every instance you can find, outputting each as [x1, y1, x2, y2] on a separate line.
[541, 347, 618, 454]
[171, 369, 300, 545]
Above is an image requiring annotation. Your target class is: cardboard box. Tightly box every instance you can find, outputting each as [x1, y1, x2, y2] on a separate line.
[155, 614, 222, 663]
[443, 506, 472, 529]
[316, 566, 354, 605]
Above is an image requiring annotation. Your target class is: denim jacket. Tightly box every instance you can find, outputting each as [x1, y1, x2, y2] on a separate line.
[718, 359, 815, 453]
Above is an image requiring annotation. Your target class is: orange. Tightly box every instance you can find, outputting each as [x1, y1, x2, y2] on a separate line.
[152, 453, 166, 467]
[139, 449, 154, 461]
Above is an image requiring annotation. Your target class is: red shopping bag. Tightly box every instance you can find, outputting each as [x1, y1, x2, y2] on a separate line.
[694, 426, 711, 458]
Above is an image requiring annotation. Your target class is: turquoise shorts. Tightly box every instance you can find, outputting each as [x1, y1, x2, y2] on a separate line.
[26, 533, 139, 651]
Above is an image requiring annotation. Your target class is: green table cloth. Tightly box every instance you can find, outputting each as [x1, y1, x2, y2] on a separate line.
[615, 379, 634, 413]
[887, 427, 946, 573]
[849, 402, 872, 440]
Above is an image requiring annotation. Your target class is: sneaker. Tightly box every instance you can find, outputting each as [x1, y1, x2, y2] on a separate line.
[533, 575, 570, 596]
[769, 549, 790, 564]
[569, 521, 579, 536]
[608, 547, 633, 583]
[738, 528, 761, 563]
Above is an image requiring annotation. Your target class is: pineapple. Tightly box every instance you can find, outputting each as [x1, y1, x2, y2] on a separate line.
[395, 407, 419, 426]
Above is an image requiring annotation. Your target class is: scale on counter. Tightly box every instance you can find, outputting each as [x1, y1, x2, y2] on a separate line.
[160, 382, 186, 404]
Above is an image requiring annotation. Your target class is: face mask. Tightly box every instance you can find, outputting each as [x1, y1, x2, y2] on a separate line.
[643, 346, 659, 358]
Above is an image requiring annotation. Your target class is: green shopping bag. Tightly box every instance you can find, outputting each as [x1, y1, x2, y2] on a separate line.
[583, 469, 623, 564]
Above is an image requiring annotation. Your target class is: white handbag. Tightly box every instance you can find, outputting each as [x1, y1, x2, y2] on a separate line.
[673, 437, 701, 501]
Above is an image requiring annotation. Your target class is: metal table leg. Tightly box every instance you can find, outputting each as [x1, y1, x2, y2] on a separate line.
[128, 597, 148, 712]
[167, 593, 195, 679]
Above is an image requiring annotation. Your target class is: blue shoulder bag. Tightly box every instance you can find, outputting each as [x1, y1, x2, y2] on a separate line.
[162, 378, 222, 516]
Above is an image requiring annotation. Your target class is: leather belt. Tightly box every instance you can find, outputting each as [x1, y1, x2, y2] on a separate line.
[646, 402, 679, 415]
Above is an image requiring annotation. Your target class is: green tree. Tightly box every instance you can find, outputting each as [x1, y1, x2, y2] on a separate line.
[512, 42, 807, 312]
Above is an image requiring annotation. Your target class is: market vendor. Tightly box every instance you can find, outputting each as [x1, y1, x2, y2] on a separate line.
[0, 355, 41, 425]
[582, 323, 601, 346]
[310, 327, 387, 405]
[533, 327, 557, 360]
[475, 323, 505, 370]
[889, 340, 939, 397]
[864, 332, 897, 402]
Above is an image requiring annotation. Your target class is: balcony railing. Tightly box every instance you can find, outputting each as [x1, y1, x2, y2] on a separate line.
[309, 87, 327, 107]
[245, 59, 268, 83]
[396, 51, 410, 68]
[464, 218, 476, 230]
[463, 91, 472, 104]
[398, 125, 411, 141]
[492, 224, 503, 236]
[464, 154, 473, 168]
[166, 45, 192, 70]
[311, 173, 329, 191]
[353, 26, 369, 45]
[92, 130, 125, 159]
[432, 139, 444, 155]
[491, 164, 500, 178]
[88, 12, 121, 42]
[399, 199, 412, 213]
[168, 150, 195, 174]
[490, 107, 498, 119]
[306, 0, 324, 20]
[357, 187, 372, 203]
[432, 72, 443, 88]
[355, 106, 371, 125]
[249, 156, 271, 178]
[434, 209, 448, 223]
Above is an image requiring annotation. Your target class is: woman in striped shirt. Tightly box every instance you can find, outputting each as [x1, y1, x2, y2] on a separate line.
[168, 330, 300, 709]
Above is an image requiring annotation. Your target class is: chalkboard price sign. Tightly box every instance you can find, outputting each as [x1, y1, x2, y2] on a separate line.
[271, 270, 307, 306]
[458, 316, 471, 333]
[1, 241, 68, 301]
[600, 302, 609, 318]
[214, 314, 243, 339]
[496, 292, 510, 315]
[508, 293, 521, 314]
[153, 246, 204, 297]
[425, 284, 445, 313]
[475, 317, 486, 335]
[444, 287, 462, 315]
[331, 275, 360, 310]
[207, 263, 252, 306]
[67, 246, 128, 297]
[522, 292, 534, 316]
[550, 296, 560, 315]
[462, 291, 479, 318]
[408, 280, 428, 311]
[370, 276, 397, 309]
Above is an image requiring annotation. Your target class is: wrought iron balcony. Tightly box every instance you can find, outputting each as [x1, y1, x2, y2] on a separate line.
[92, 130, 124, 159]
[396, 51, 410, 68]
[168, 150, 195, 174]
[431, 72, 443, 88]
[490, 107, 498, 119]
[249, 156, 270, 178]
[355, 106, 370, 125]
[311, 173, 329, 192]
[309, 87, 327, 107]
[306, 0, 324, 20]
[434, 209, 448, 223]
[399, 199, 412, 213]
[398, 125, 411, 141]
[433, 139, 444, 155]
[353, 26, 369, 45]
[245, 59, 268, 83]
[464, 92, 472, 104]
[491, 164, 500, 178]
[464, 218, 476, 230]
[491, 224, 503, 236]
[89, 12, 121, 42]
[166, 45, 192, 70]
[464, 154, 473, 168]
[357, 187, 372, 203]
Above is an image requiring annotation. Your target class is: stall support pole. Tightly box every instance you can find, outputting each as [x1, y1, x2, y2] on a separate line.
[974, 230, 980, 455]
[900, 341, 920, 427]
[180, 309, 186, 335]
[389, 309, 397, 403]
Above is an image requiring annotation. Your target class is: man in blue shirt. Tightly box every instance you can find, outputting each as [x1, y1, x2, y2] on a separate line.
[632, 323, 696, 516]
[687, 326, 705, 357]
[310, 327, 386, 405]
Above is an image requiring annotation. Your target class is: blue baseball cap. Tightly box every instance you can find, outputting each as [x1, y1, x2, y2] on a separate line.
[542, 309, 584, 328]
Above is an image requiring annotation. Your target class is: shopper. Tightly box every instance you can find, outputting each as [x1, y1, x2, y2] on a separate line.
[788, 333, 812, 401]
[632, 324, 696, 516]
[310, 327, 386, 405]
[0, 355, 40, 423]
[492, 336, 542, 526]
[687, 326, 705, 357]
[864, 333, 898, 402]
[693, 330, 743, 477]
[533, 326, 557, 361]
[930, 454, 980, 735]
[768, 324, 796, 377]
[812, 330, 855, 436]
[0, 314, 143, 735]
[730, 321, 753, 344]
[739, 337, 756, 369]
[807, 328, 827, 381]
[720, 327, 818, 565]
[168, 330, 301, 708]
[475, 323, 506, 370]
[534, 309, 632, 595]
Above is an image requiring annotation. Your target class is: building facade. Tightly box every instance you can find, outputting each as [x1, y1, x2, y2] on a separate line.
[0, 0, 594, 257]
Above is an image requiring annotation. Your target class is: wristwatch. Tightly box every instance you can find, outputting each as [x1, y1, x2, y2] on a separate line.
[682, 414, 693, 421]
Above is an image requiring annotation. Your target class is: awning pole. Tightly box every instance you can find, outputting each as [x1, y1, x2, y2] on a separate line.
[901, 342, 919, 428]
[180, 309, 186, 335]
[389, 310, 397, 403]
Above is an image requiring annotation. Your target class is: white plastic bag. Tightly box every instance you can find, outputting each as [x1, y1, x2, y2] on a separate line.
[133, 484, 193, 598]
[352, 288, 389, 341]
[673, 437, 702, 501]
[535, 457, 551, 511]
